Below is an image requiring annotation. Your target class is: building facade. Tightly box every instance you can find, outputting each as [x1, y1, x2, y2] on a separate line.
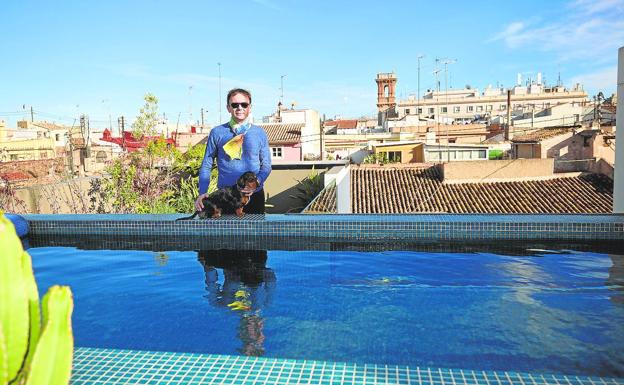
[377, 72, 590, 126]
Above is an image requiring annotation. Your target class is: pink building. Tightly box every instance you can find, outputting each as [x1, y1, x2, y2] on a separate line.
[260, 123, 306, 162]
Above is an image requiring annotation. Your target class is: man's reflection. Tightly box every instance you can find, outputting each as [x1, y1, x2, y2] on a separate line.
[197, 249, 276, 356]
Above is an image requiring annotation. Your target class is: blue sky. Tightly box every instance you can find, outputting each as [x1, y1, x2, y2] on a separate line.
[1, 0, 622, 129]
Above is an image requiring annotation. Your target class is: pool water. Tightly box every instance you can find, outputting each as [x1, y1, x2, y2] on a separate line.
[29, 246, 624, 377]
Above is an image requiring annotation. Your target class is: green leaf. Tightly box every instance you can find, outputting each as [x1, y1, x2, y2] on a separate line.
[0, 324, 7, 385]
[21, 249, 41, 371]
[0, 214, 31, 383]
[25, 286, 73, 385]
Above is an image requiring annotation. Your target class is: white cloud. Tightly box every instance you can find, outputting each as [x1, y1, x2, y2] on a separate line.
[569, 66, 617, 93]
[489, 1, 624, 61]
[572, 0, 624, 14]
[488, 22, 526, 47]
[101, 64, 376, 120]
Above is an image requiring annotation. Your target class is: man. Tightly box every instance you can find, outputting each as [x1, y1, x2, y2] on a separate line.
[195, 88, 271, 214]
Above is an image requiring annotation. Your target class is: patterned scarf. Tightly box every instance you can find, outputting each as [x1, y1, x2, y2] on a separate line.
[224, 117, 252, 160]
[229, 117, 252, 136]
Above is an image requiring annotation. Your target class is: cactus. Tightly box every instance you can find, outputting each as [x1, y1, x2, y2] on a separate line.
[0, 214, 32, 384]
[0, 325, 7, 385]
[0, 212, 74, 385]
[25, 286, 73, 385]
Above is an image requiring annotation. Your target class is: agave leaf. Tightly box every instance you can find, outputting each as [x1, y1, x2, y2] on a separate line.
[21, 250, 41, 370]
[25, 286, 73, 385]
[0, 214, 30, 383]
[0, 324, 7, 385]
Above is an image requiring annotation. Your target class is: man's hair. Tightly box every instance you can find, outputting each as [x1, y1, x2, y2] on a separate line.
[227, 88, 252, 105]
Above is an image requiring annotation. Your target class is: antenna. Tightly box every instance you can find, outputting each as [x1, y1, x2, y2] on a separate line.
[417, 54, 425, 119]
[188, 85, 193, 128]
[280, 74, 287, 104]
[217, 62, 222, 122]
[441, 58, 457, 161]
[434, 58, 441, 92]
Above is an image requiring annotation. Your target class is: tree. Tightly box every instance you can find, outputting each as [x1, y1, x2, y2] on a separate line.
[131, 93, 159, 139]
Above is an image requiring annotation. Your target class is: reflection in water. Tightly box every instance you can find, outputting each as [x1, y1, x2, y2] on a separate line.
[478, 251, 624, 375]
[198, 250, 276, 356]
[608, 253, 624, 304]
[152, 252, 170, 276]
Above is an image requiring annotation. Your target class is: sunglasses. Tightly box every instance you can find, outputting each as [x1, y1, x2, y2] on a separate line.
[230, 102, 250, 109]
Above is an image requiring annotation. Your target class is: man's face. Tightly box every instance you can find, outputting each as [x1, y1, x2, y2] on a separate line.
[227, 92, 251, 123]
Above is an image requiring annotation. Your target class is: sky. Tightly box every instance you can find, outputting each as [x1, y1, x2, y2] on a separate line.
[1, 0, 623, 130]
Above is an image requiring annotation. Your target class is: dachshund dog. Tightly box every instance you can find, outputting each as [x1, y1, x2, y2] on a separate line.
[177, 171, 259, 220]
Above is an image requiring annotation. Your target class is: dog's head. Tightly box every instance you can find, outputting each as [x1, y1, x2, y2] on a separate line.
[236, 171, 259, 196]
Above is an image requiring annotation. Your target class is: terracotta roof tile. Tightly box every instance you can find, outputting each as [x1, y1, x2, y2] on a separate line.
[305, 165, 612, 214]
[336, 120, 358, 129]
[0, 172, 32, 181]
[33, 121, 66, 130]
[306, 183, 336, 213]
[259, 123, 303, 144]
[512, 127, 573, 143]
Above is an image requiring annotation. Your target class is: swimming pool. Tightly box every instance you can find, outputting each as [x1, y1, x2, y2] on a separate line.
[29, 243, 624, 378]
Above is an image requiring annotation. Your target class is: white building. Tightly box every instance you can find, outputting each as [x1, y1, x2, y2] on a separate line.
[264, 107, 321, 160]
[392, 74, 589, 125]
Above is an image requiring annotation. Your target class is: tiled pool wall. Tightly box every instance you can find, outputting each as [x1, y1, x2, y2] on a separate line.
[72, 347, 624, 385]
[22, 213, 624, 385]
[23, 214, 624, 248]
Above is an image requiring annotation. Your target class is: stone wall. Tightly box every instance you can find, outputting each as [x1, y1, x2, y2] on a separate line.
[12, 177, 100, 214]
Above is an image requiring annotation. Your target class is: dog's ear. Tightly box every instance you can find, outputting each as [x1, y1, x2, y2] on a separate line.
[236, 174, 246, 189]
[249, 173, 259, 187]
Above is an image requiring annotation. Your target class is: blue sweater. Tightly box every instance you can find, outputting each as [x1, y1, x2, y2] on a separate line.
[198, 123, 272, 194]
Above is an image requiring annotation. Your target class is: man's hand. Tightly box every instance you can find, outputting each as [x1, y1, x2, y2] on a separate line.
[195, 192, 210, 211]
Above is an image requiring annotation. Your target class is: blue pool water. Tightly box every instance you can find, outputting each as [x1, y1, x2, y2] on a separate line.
[29, 246, 624, 377]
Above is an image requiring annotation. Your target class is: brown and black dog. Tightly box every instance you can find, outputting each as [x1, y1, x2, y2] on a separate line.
[177, 171, 259, 220]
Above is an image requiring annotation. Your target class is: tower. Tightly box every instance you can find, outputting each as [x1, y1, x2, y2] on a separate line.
[376, 72, 397, 113]
[376, 72, 398, 126]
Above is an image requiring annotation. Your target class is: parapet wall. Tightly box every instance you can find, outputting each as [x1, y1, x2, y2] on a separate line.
[440, 158, 555, 183]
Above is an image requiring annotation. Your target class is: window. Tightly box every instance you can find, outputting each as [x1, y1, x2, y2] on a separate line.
[453, 106, 460, 113]
[96, 151, 108, 163]
[387, 151, 402, 163]
[428, 108, 434, 114]
[55, 133, 61, 141]
[473, 150, 487, 159]
[441, 107, 448, 113]
[428, 151, 441, 161]
[486, 105, 493, 111]
[405, 108, 411, 114]
[417, 108, 422, 114]
[467, 106, 474, 112]
[271, 147, 283, 158]
[476, 106, 483, 112]
[500, 105, 506, 111]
